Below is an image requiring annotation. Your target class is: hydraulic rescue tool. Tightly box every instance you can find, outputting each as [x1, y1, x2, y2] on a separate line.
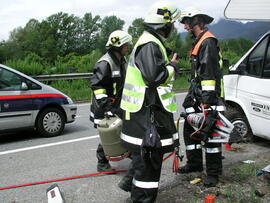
[180, 108, 236, 143]
[97, 114, 130, 161]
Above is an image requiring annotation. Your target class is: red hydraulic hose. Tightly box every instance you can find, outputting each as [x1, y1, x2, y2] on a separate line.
[0, 152, 177, 191]
[0, 170, 127, 191]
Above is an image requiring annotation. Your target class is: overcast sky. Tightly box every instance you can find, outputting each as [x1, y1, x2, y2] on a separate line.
[0, 0, 230, 41]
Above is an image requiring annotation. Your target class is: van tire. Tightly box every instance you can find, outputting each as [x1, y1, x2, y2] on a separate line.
[225, 107, 253, 142]
[36, 108, 65, 137]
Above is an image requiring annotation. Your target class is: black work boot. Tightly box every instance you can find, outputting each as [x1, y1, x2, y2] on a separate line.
[203, 175, 219, 187]
[97, 162, 115, 173]
[178, 165, 203, 174]
[118, 175, 133, 192]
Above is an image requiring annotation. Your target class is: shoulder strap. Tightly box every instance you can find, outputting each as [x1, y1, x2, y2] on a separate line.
[97, 53, 119, 73]
[190, 31, 216, 56]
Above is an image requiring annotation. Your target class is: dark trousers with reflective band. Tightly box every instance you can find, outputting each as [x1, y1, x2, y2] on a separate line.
[129, 151, 163, 203]
[183, 120, 222, 176]
[96, 143, 109, 164]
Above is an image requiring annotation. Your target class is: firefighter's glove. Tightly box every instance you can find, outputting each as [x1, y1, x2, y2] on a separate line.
[201, 111, 218, 141]
[97, 97, 113, 112]
[104, 111, 115, 118]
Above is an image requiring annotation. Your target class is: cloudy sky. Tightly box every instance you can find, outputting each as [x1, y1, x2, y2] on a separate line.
[0, 0, 230, 41]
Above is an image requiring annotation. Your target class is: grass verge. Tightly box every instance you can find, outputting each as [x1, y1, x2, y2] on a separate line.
[45, 73, 190, 102]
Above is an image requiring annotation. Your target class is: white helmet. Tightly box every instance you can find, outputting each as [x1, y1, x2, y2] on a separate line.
[106, 30, 132, 48]
[144, 1, 181, 24]
[179, 7, 213, 24]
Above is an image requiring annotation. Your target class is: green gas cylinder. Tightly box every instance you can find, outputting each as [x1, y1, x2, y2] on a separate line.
[97, 115, 128, 160]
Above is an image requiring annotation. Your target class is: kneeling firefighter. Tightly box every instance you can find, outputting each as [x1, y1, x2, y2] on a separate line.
[119, 1, 181, 202]
[178, 7, 225, 187]
[90, 30, 132, 172]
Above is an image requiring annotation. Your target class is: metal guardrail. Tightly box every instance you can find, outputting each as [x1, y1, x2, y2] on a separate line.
[34, 73, 93, 81]
[34, 69, 191, 81]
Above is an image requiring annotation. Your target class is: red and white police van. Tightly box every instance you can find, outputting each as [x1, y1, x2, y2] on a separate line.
[0, 64, 77, 137]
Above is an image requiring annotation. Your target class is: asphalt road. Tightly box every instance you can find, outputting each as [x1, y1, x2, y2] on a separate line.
[1, 92, 269, 203]
[0, 93, 185, 203]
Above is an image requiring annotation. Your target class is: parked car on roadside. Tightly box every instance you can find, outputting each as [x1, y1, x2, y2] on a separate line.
[0, 64, 77, 137]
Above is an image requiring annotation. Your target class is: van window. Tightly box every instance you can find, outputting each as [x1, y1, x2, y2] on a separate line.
[0, 68, 41, 91]
[246, 36, 268, 77]
[0, 68, 22, 90]
[263, 40, 270, 78]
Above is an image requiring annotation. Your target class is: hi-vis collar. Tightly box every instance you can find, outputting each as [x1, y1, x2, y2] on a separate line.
[190, 31, 215, 56]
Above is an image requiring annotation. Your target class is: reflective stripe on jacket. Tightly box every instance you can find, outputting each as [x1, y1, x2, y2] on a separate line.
[94, 53, 122, 98]
[120, 31, 177, 113]
[90, 52, 126, 126]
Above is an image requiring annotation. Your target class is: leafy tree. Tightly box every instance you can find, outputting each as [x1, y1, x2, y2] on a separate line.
[0, 10, 255, 75]
[4, 27, 28, 59]
[238, 38, 254, 55]
[220, 38, 254, 66]
[97, 16, 125, 53]
[79, 13, 101, 55]
[128, 18, 144, 42]
[46, 12, 81, 56]
[165, 29, 183, 57]
[8, 19, 42, 59]
[179, 34, 193, 58]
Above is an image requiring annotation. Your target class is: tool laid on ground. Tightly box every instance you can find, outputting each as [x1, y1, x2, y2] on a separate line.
[47, 184, 65, 203]
[180, 108, 235, 143]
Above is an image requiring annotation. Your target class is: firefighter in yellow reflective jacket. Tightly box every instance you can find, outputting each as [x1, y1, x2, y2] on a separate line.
[178, 7, 225, 187]
[90, 30, 132, 172]
[118, 1, 181, 202]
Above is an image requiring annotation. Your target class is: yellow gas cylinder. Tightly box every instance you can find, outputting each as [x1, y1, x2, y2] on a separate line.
[97, 115, 129, 161]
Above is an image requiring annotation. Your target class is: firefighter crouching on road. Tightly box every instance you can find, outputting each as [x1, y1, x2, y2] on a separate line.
[178, 7, 225, 187]
[90, 30, 132, 172]
[118, 1, 181, 202]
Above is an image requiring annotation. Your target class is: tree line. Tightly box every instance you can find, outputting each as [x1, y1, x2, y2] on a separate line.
[0, 12, 254, 75]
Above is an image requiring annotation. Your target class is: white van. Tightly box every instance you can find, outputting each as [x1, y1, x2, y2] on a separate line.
[223, 0, 270, 141]
[0, 64, 77, 137]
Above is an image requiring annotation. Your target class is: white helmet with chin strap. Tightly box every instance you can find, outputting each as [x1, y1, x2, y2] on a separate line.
[179, 7, 214, 24]
[106, 30, 132, 48]
[144, 1, 181, 24]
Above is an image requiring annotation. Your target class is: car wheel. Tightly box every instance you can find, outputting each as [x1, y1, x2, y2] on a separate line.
[224, 106, 253, 142]
[36, 108, 65, 137]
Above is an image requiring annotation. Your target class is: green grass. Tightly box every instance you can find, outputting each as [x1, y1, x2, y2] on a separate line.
[232, 163, 260, 181]
[43, 73, 191, 103]
[173, 73, 190, 91]
[46, 79, 91, 102]
[5, 59, 45, 76]
[219, 163, 264, 203]
[222, 183, 260, 203]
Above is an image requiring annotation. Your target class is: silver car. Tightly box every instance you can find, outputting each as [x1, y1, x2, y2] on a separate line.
[0, 64, 77, 137]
